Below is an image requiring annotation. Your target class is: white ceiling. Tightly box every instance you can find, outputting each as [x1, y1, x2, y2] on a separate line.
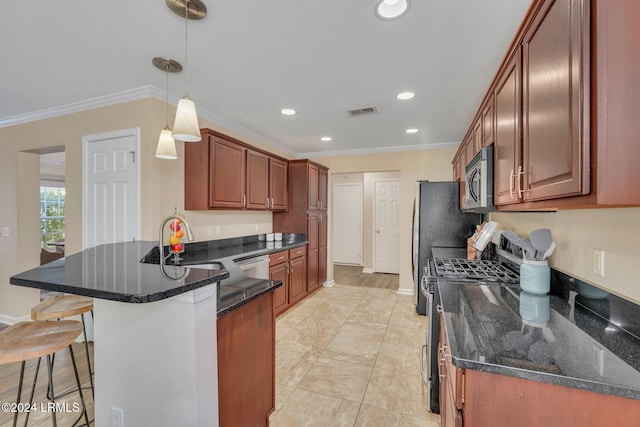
[1, 0, 532, 157]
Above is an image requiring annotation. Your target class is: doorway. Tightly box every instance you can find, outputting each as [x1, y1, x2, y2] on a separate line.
[83, 128, 140, 248]
[333, 183, 362, 265]
[374, 179, 400, 274]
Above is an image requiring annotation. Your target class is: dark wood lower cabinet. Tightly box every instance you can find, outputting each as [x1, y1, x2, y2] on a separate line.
[307, 249, 319, 292]
[217, 291, 274, 427]
[289, 255, 306, 305]
[270, 262, 288, 316]
[269, 247, 308, 317]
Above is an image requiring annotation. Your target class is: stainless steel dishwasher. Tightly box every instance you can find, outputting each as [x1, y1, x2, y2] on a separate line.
[235, 255, 270, 279]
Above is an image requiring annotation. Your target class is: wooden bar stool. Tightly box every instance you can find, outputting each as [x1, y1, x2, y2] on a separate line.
[31, 295, 94, 398]
[0, 320, 90, 427]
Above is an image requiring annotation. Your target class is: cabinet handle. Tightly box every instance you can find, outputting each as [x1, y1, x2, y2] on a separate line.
[285, 263, 290, 274]
[278, 256, 285, 260]
[270, 198, 274, 209]
[509, 169, 515, 199]
[290, 263, 294, 273]
[243, 194, 246, 207]
[267, 197, 270, 208]
[516, 166, 523, 199]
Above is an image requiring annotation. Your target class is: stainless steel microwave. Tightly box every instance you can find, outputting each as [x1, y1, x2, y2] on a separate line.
[464, 145, 494, 212]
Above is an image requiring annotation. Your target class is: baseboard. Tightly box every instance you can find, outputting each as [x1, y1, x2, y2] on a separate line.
[397, 288, 414, 296]
[0, 313, 30, 325]
[323, 280, 336, 287]
[362, 268, 374, 274]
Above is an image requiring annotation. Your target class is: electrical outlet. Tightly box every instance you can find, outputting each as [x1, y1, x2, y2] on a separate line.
[593, 249, 605, 277]
[1, 226, 9, 237]
[593, 343, 605, 376]
[208, 225, 215, 236]
[112, 407, 124, 427]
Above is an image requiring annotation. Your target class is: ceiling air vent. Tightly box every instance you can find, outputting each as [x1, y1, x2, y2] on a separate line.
[348, 106, 378, 117]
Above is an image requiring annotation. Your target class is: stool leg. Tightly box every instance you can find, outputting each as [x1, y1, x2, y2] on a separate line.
[23, 357, 42, 427]
[68, 345, 90, 427]
[13, 361, 25, 427]
[80, 313, 94, 398]
[46, 354, 57, 427]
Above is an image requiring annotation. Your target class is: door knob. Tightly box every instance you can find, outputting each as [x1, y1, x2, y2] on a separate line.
[376, 230, 380, 233]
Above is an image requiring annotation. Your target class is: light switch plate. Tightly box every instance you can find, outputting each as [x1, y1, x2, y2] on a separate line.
[1, 226, 9, 237]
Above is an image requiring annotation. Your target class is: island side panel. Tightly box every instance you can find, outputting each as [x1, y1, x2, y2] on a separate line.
[93, 286, 218, 427]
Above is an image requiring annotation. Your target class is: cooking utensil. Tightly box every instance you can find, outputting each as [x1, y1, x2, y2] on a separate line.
[502, 230, 521, 255]
[518, 238, 536, 260]
[530, 229, 553, 261]
[542, 241, 556, 260]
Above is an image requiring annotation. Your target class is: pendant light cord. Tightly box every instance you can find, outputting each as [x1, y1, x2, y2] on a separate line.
[165, 65, 170, 127]
[184, 1, 189, 97]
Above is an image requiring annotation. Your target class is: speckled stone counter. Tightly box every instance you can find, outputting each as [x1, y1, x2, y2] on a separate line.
[10, 233, 306, 317]
[438, 272, 640, 400]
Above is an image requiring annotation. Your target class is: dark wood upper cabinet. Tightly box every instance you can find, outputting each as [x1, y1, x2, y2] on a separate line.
[521, 0, 589, 201]
[307, 163, 320, 210]
[494, 49, 522, 206]
[482, 95, 495, 147]
[210, 136, 247, 209]
[473, 118, 482, 155]
[319, 168, 328, 211]
[269, 157, 288, 210]
[246, 149, 269, 209]
[185, 129, 289, 211]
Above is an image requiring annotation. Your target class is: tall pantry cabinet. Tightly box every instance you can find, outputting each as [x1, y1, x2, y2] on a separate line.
[273, 160, 329, 294]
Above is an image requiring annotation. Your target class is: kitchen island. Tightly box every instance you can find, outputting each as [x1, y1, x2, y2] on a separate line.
[437, 270, 640, 426]
[10, 233, 306, 427]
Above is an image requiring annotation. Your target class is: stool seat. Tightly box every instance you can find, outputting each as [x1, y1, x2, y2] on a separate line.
[0, 320, 82, 365]
[31, 295, 93, 321]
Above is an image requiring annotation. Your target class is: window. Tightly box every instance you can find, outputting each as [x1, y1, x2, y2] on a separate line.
[40, 186, 65, 248]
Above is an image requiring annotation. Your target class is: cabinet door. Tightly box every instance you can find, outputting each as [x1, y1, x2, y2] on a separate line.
[209, 137, 246, 208]
[307, 249, 319, 292]
[307, 214, 319, 251]
[307, 163, 320, 210]
[318, 213, 327, 248]
[289, 256, 306, 304]
[482, 95, 495, 147]
[473, 118, 482, 155]
[319, 168, 328, 211]
[269, 158, 288, 210]
[522, 0, 588, 201]
[246, 150, 270, 209]
[217, 293, 274, 427]
[270, 263, 289, 316]
[494, 48, 523, 206]
[318, 246, 327, 286]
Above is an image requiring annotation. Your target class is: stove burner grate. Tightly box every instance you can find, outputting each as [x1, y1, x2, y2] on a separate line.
[433, 258, 519, 283]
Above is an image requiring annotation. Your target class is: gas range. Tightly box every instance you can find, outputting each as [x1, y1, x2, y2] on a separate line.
[431, 257, 520, 284]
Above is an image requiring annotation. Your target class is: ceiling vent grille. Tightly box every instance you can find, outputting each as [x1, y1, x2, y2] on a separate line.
[348, 106, 378, 117]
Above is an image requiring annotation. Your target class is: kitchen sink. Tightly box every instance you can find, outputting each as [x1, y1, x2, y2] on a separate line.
[140, 246, 226, 271]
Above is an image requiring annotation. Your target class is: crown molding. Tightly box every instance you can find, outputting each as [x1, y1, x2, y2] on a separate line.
[296, 141, 461, 159]
[0, 86, 297, 158]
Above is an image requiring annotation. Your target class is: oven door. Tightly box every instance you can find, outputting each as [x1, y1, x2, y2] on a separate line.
[420, 274, 432, 386]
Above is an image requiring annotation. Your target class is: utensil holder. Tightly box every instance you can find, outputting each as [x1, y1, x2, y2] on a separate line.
[520, 259, 550, 294]
[519, 291, 550, 325]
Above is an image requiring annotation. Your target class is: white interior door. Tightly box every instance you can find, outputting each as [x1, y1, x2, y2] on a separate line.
[375, 180, 400, 274]
[333, 183, 362, 264]
[83, 129, 140, 249]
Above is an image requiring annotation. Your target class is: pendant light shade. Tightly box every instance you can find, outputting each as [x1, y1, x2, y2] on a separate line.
[153, 56, 182, 160]
[172, 97, 201, 142]
[156, 127, 178, 159]
[168, 0, 206, 143]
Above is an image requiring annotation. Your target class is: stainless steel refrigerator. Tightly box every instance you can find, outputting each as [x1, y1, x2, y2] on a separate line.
[412, 181, 481, 315]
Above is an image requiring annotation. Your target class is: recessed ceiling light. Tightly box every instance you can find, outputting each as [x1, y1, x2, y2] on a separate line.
[281, 108, 296, 116]
[375, 0, 411, 20]
[405, 128, 419, 134]
[321, 137, 332, 142]
[397, 92, 415, 100]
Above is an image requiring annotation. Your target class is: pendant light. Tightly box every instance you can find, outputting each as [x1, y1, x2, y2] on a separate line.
[153, 57, 182, 160]
[167, 0, 207, 142]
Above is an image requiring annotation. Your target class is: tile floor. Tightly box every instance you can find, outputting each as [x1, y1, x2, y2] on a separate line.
[270, 284, 441, 427]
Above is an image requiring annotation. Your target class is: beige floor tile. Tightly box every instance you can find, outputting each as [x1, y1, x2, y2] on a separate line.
[355, 404, 441, 427]
[365, 287, 400, 300]
[277, 307, 311, 329]
[375, 341, 422, 376]
[297, 357, 373, 402]
[363, 367, 432, 419]
[384, 323, 425, 348]
[275, 384, 296, 412]
[276, 350, 318, 387]
[270, 389, 361, 427]
[346, 305, 393, 327]
[322, 333, 382, 366]
[279, 324, 340, 355]
[338, 322, 387, 342]
[276, 325, 293, 342]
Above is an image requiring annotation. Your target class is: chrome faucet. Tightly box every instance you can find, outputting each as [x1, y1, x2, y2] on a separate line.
[159, 214, 194, 269]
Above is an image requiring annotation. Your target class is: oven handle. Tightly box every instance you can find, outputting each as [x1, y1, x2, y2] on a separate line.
[436, 304, 443, 314]
[420, 340, 429, 385]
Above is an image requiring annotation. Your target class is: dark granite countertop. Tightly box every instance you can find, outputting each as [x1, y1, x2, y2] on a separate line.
[10, 233, 306, 318]
[438, 273, 640, 400]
